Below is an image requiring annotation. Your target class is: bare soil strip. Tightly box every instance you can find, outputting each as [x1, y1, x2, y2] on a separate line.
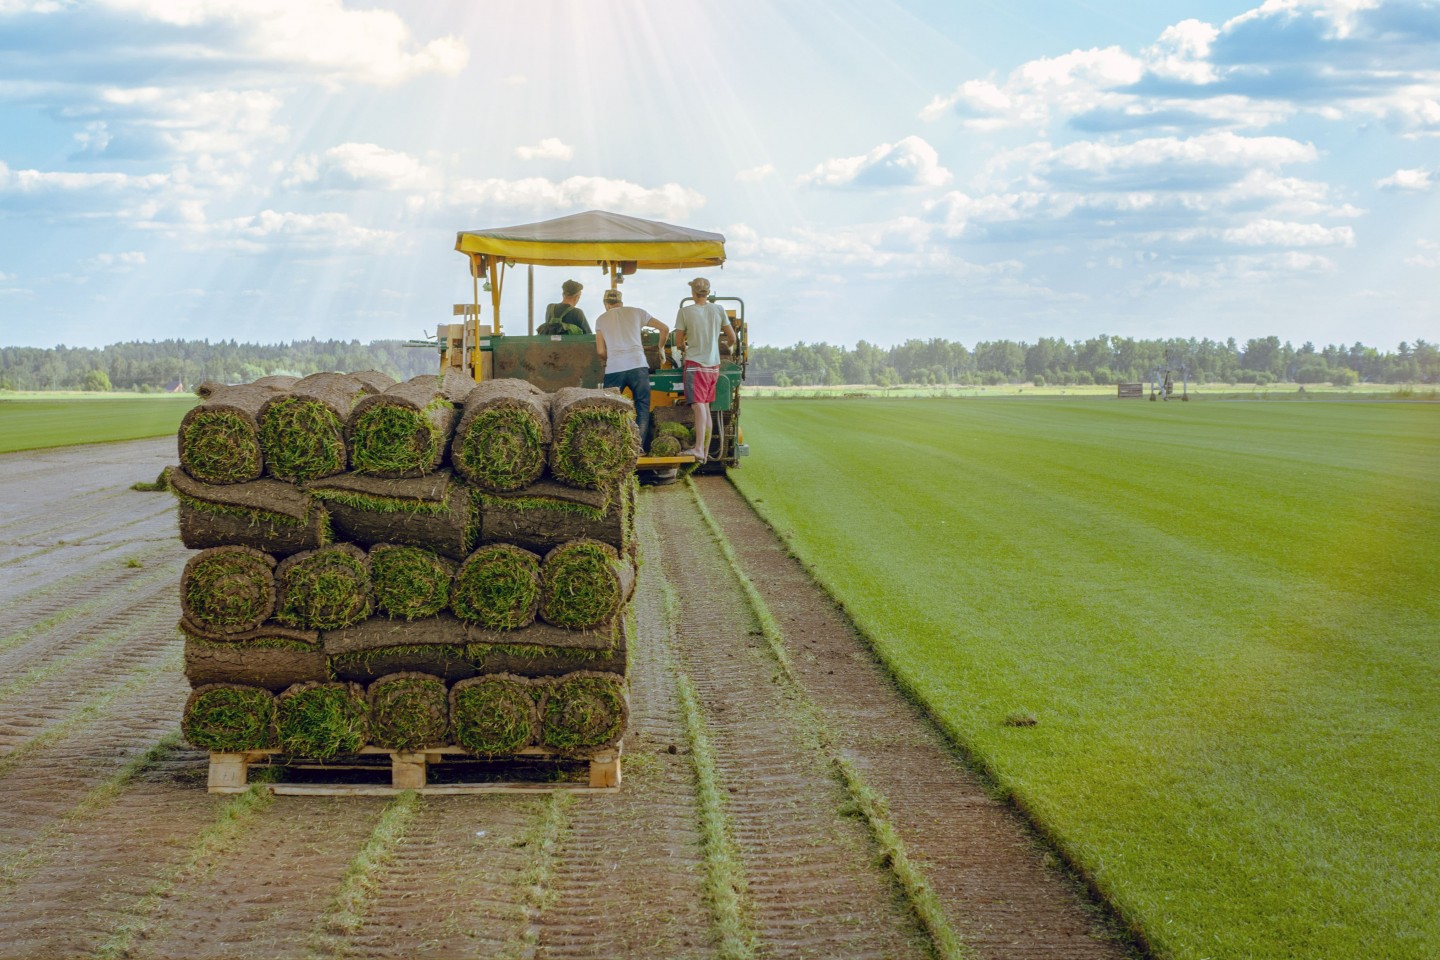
[694, 475, 1139, 959]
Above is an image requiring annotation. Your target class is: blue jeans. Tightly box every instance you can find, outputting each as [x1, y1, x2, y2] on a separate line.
[603, 366, 651, 450]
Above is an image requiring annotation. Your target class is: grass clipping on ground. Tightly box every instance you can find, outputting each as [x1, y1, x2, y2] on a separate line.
[450, 673, 539, 755]
[275, 543, 373, 630]
[450, 543, 541, 630]
[180, 546, 277, 636]
[183, 683, 277, 751]
[259, 372, 371, 483]
[540, 671, 628, 752]
[369, 544, 455, 620]
[538, 538, 635, 630]
[450, 378, 552, 491]
[276, 681, 369, 758]
[367, 672, 450, 751]
[548, 386, 640, 489]
[348, 374, 467, 478]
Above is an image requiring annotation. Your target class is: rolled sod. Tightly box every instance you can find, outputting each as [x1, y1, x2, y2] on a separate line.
[450, 674, 540, 755]
[276, 681, 369, 759]
[655, 421, 695, 446]
[183, 634, 329, 692]
[179, 617, 319, 648]
[259, 372, 369, 483]
[648, 434, 683, 458]
[368, 672, 450, 751]
[347, 369, 397, 394]
[180, 546, 277, 636]
[370, 544, 455, 621]
[307, 470, 475, 561]
[182, 684, 277, 752]
[274, 543, 373, 630]
[325, 613, 476, 683]
[168, 466, 329, 557]
[538, 539, 636, 630]
[178, 382, 284, 485]
[548, 387, 641, 489]
[469, 616, 627, 678]
[539, 671, 628, 752]
[477, 477, 630, 557]
[348, 375, 461, 479]
[451, 543, 541, 631]
[450, 379, 552, 492]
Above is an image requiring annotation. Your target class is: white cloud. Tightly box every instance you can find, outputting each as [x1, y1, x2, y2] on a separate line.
[0, 160, 169, 194]
[284, 143, 434, 191]
[922, 47, 1144, 130]
[515, 138, 574, 161]
[86, 251, 146, 269]
[78, 87, 287, 157]
[434, 175, 705, 221]
[1405, 239, 1440, 268]
[1221, 219, 1355, 247]
[798, 136, 951, 189]
[193, 209, 399, 253]
[503, 74, 528, 87]
[736, 163, 776, 183]
[1377, 167, 1434, 191]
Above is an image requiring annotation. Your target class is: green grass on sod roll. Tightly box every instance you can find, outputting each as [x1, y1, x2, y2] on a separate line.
[276, 681, 368, 758]
[540, 672, 627, 751]
[456, 407, 547, 490]
[182, 684, 277, 751]
[450, 675, 538, 755]
[551, 410, 637, 487]
[370, 545, 454, 621]
[181, 410, 262, 484]
[181, 547, 276, 634]
[539, 540, 628, 629]
[259, 395, 348, 482]
[450, 544, 541, 630]
[649, 434, 683, 458]
[275, 546, 372, 630]
[367, 673, 449, 751]
[732, 397, 1440, 960]
[349, 397, 451, 476]
[655, 421, 695, 445]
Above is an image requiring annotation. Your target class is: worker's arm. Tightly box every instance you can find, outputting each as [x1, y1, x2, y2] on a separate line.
[644, 315, 669, 344]
[595, 329, 607, 362]
[721, 321, 736, 355]
[673, 327, 687, 353]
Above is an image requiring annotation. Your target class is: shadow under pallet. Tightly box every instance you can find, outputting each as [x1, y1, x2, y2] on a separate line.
[207, 743, 622, 796]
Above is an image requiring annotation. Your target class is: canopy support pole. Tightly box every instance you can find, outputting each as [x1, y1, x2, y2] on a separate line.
[528, 264, 534, 335]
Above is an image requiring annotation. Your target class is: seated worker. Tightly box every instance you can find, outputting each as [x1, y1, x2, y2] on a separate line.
[595, 288, 668, 449]
[539, 279, 592, 334]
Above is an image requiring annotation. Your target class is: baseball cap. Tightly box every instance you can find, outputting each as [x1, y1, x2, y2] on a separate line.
[689, 277, 710, 294]
[603, 289, 622, 304]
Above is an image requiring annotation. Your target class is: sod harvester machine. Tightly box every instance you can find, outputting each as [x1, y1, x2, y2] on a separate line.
[442, 210, 749, 472]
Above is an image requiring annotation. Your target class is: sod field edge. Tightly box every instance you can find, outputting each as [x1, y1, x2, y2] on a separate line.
[0, 394, 197, 453]
[730, 397, 1440, 960]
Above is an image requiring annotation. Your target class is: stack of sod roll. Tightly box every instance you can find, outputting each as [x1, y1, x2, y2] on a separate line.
[173, 372, 638, 761]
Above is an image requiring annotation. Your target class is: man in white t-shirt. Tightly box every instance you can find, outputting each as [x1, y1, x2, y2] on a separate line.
[673, 277, 735, 463]
[595, 287, 668, 450]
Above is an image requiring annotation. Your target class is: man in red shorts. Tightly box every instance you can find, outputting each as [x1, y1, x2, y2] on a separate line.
[673, 277, 735, 462]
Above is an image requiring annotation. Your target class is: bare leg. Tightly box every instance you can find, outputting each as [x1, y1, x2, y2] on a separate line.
[691, 401, 710, 460]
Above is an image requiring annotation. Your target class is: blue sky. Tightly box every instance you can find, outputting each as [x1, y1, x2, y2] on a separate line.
[0, 0, 1436, 351]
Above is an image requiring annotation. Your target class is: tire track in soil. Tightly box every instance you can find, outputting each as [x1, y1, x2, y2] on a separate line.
[127, 797, 389, 960]
[534, 507, 714, 960]
[696, 475, 1139, 960]
[648, 484, 932, 960]
[335, 797, 543, 959]
[0, 540, 180, 632]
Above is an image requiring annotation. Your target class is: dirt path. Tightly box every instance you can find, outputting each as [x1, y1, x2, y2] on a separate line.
[0, 439, 1141, 959]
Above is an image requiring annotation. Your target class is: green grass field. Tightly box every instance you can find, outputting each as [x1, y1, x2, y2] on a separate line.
[0, 394, 196, 454]
[731, 397, 1440, 960]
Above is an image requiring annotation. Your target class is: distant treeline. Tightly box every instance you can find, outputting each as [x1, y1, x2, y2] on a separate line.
[2, 334, 1437, 392]
[749, 335, 1440, 387]
[0, 338, 439, 392]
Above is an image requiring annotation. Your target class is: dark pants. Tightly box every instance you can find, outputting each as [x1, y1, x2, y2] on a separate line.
[603, 366, 651, 449]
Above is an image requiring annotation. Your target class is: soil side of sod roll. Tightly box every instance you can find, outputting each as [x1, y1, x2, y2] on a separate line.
[470, 616, 628, 678]
[182, 683, 278, 751]
[324, 613, 476, 683]
[450, 543, 541, 631]
[168, 466, 330, 557]
[258, 372, 369, 483]
[548, 386, 641, 490]
[347, 375, 461, 478]
[180, 545, 277, 636]
[369, 543, 455, 621]
[538, 539, 636, 630]
[307, 470, 476, 561]
[476, 477, 629, 556]
[450, 378, 552, 492]
[183, 635, 330, 692]
[347, 369, 398, 394]
[367, 672, 450, 751]
[178, 382, 283, 485]
[449, 673, 540, 755]
[179, 617, 320, 647]
[275, 680, 369, 759]
[539, 670, 628, 753]
[274, 543, 373, 630]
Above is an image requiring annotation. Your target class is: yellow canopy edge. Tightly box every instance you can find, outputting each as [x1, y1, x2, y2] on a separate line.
[455, 210, 725, 268]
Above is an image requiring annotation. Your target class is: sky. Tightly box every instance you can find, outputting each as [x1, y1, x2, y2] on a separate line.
[0, 0, 1437, 352]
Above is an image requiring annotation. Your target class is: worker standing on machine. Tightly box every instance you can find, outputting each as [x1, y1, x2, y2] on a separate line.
[540, 279, 591, 334]
[673, 277, 734, 463]
[595, 288, 667, 450]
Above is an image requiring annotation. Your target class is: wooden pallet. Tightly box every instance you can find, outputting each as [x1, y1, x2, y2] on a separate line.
[207, 744, 622, 796]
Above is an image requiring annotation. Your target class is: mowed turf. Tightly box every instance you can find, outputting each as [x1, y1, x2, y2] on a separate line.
[731, 398, 1440, 960]
[0, 395, 196, 453]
